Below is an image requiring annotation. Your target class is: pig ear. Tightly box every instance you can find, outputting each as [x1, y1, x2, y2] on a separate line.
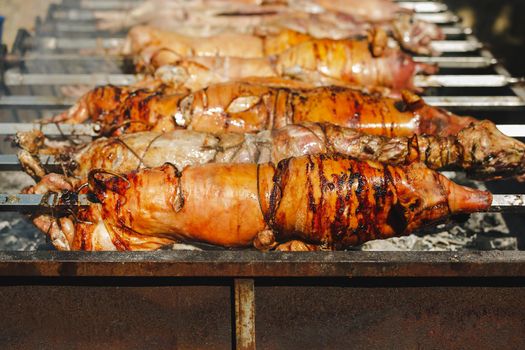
[405, 135, 421, 164]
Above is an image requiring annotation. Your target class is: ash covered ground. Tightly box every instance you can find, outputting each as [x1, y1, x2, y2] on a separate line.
[0, 171, 517, 251]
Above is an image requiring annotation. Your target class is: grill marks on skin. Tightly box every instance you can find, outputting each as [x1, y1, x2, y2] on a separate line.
[264, 154, 428, 248]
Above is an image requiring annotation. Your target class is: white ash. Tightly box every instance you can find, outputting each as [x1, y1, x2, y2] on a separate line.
[0, 171, 48, 250]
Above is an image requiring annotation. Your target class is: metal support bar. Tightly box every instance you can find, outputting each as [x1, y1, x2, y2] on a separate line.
[414, 75, 524, 88]
[0, 96, 77, 107]
[414, 12, 459, 23]
[1, 95, 523, 112]
[423, 96, 525, 109]
[0, 155, 56, 171]
[1, 250, 525, 277]
[0, 193, 93, 211]
[234, 278, 256, 350]
[38, 37, 123, 50]
[413, 56, 496, 68]
[441, 26, 472, 36]
[0, 123, 99, 136]
[35, 36, 481, 53]
[430, 39, 481, 52]
[490, 195, 525, 213]
[8, 72, 516, 88]
[398, 1, 447, 12]
[9, 52, 489, 68]
[51, 1, 447, 14]
[4, 71, 139, 86]
[0, 192, 523, 213]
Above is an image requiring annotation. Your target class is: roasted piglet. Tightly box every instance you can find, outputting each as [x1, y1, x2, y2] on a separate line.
[18, 121, 525, 182]
[126, 26, 434, 92]
[51, 83, 476, 137]
[99, 0, 442, 55]
[26, 154, 492, 251]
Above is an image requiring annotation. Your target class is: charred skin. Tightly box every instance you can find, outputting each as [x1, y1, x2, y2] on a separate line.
[74, 155, 491, 251]
[55, 83, 476, 138]
[258, 155, 491, 249]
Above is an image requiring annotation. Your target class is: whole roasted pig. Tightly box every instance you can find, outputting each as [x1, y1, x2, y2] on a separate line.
[18, 121, 525, 182]
[25, 154, 491, 251]
[51, 83, 472, 137]
[126, 26, 435, 92]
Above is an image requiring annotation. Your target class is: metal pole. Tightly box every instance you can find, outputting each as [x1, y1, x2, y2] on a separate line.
[234, 278, 256, 350]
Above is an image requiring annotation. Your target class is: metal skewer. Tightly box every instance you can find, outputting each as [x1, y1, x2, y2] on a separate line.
[0, 155, 57, 172]
[414, 12, 459, 23]
[489, 195, 525, 213]
[0, 193, 522, 213]
[397, 1, 448, 12]
[0, 193, 93, 211]
[0, 123, 99, 136]
[414, 75, 524, 88]
[6, 71, 518, 88]
[33, 36, 481, 52]
[1, 95, 524, 110]
[7, 53, 491, 69]
[51, 1, 448, 15]
[413, 56, 496, 69]
[0, 122, 524, 137]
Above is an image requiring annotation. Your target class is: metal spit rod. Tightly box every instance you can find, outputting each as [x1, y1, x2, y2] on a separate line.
[1, 95, 524, 110]
[397, 1, 448, 12]
[0, 121, 521, 136]
[0, 123, 99, 136]
[33, 36, 480, 52]
[7, 52, 492, 69]
[0, 193, 523, 213]
[414, 75, 524, 88]
[70, 0, 442, 11]
[49, 1, 448, 20]
[38, 11, 458, 34]
[413, 56, 496, 69]
[30, 35, 483, 53]
[6, 72, 519, 88]
[0, 193, 93, 211]
[4, 122, 521, 138]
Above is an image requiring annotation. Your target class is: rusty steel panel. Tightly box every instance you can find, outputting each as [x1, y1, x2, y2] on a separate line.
[1, 251, 525, 277]
[0, 280, 232, 350]
[256, 283, 525, 349]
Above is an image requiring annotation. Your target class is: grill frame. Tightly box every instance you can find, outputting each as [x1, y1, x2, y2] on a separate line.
[1, 1, 525, 348]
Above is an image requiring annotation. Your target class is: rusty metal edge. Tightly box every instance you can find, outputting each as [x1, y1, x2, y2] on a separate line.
[0, 251, 524, 277]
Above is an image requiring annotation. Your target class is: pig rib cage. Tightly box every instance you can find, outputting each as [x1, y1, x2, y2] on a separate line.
[1, 0, 525, 349]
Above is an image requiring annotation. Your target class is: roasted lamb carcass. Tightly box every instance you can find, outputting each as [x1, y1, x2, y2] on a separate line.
[18, 121, 525, 182]
[51, 83, 473, 137]
[26, 154, 491, 251]
[126, 26, 435, 92]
